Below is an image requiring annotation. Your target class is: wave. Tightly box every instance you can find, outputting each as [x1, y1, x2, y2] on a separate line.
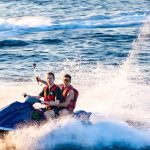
[0, 13, 147, 37]
[1, 118, 150, 150]
[0, 40, 29, 47]
[0, 32, 135, 48]
[0, 38, 63, 47]
[33, 38, 63, 44]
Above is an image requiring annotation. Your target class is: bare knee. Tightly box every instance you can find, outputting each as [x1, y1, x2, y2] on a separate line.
[59, 109, 70, 116]
[44, 110, 55, 119]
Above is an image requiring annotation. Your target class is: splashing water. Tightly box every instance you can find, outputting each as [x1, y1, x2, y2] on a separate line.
[121, 14, 150, 82]
[1, 117, 150, 150]
[0, 13, 150, 150]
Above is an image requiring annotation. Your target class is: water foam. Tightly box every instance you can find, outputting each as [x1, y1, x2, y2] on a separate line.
[0, 16, 53, 28]
[1, 118, 150, 150]
[0, 13, 145, 37]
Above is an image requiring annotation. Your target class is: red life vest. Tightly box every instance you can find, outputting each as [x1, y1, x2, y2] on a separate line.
[44, 84, 58, 102]
[59, 84, 79, 111]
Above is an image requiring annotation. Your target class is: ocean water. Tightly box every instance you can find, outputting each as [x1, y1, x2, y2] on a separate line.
[0, 0, 150, 149]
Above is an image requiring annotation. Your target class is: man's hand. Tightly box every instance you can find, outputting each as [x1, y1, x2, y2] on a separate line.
[36, 77, 47, 85]
[36, 76, 41, 82]
[22, 93, 27, 97]
[41, 101, 49, 105]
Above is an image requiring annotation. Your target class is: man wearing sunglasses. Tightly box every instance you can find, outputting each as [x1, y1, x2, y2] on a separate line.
[58, 74, 78, 116]
[37, 74, 78, 116]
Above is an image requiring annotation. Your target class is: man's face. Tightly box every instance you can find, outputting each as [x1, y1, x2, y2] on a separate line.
[46, 74, 54, 85]
[63, 77, 71, 85]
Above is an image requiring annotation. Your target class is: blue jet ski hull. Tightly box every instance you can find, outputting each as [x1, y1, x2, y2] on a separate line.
[0, 101, 35, 131]
[0, 97, 91, 133]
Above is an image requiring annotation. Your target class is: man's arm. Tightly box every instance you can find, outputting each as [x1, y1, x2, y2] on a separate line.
[36, 95, 42, 99]
[27, 88, 43, 99]
[59, 90, 74, 107]
[47, 100, 60, 106]
[36, 77, 47, 85]
[44, 87, 62, 106]
[23, 93, 42, 99]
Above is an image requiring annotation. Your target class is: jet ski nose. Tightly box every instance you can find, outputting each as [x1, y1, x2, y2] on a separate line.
[73, 110, 91, 119]
[25, 96, 41, 105]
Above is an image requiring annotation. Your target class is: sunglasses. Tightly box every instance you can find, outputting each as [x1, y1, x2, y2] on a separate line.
[47, 77, 53, 79]
[63, 78, 70, 82]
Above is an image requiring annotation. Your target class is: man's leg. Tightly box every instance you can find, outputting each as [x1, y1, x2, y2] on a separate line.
[58, 109, 70, 116]
[44, 110, 55, 119]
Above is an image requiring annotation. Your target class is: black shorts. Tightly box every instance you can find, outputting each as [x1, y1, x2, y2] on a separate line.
[52, 107, 65, 117]
[48, 107, 72, 117]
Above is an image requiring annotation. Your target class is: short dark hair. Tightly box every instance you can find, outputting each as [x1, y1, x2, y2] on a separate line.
[64, 74, 71, 81]
[47, 72, 55, 79]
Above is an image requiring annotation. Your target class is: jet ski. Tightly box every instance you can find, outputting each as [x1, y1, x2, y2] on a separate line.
[0, 96, 91, 134]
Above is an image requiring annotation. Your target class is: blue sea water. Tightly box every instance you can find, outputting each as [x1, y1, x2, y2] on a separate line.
[0, 0, 150, 149]
[0, 0, 149, 82]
